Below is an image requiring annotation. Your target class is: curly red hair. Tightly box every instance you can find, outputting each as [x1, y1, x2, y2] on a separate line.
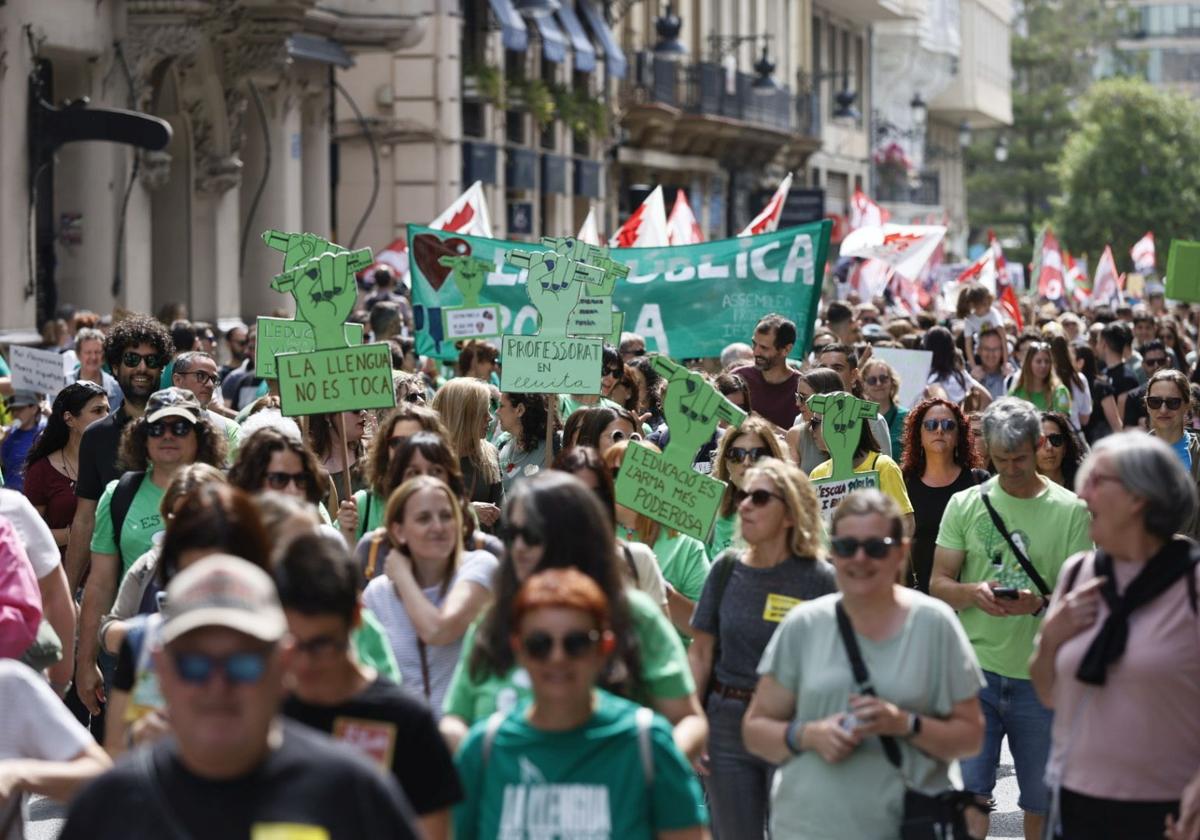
[899, 398, 980, 480]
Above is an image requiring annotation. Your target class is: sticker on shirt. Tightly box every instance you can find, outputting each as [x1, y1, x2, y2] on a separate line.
[332, 717, 397, 771]
[251, 825, 330, 840]
[762, 593, 804, 623]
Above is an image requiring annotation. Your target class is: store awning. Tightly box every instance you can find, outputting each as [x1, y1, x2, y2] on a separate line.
[534, 12, 568, 63]
[488, 0, 529, 52]
[577, 0, 627, 79]
[555, 2, 596, 73]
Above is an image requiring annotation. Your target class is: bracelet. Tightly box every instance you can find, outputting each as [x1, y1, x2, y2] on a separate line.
[784, 719, 805, 755]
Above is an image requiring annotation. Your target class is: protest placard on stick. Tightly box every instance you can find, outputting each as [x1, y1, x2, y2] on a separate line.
[806, 391, 880, 521]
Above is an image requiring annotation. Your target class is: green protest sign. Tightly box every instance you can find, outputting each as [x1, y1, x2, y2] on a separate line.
[812, 472, 881, 522]
[807, 390, 879, 522]
[438, 253, 502, 340]
[1166, 240, 1200, 302]
[276, 343, 395, 416]
[614, 357, 747, 541]
[408, 221, 830, 361]
[255, 317, 365, 379]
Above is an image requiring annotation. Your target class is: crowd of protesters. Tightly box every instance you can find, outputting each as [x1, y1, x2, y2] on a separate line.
[0, 267, 1198, 840]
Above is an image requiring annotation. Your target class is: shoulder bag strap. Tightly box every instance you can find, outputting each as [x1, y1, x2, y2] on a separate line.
[635, 705, 656, 789]
[365, 533, 385, 580]
[705, 554, 739, 696]
[980, 490, 1052, 597]
[621, 542, 639, 585]
[417, 638, 432, 701]
[134, 748, 194, 840]
[834, 601, 903, 769]
[481, 711, 506, 766]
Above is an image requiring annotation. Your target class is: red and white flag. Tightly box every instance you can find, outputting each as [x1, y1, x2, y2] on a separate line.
[1092, 245, 1122, 308]
[848, 187, 887, 231]
[1064, 251, 1090, 304]
[988, 235, 1024, 329]
[577, 208, 602, 246]
[1036, 229, 1065, 303]
[840, 224, 946, 280]
[1131, 232, 1156, 274]
[667, 189, 705, 245]
[361, 236, 409, 282]
[430, 181, 494, 238]
[956, 248, 999, 293]
[610, 185, 668, 248]
[739, 173, 793, 237]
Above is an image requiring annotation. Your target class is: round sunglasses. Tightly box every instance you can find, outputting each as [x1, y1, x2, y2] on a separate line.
[922, 418, 957, 433]
[147, 419, 195, 438]
[520, 629, 602, 661]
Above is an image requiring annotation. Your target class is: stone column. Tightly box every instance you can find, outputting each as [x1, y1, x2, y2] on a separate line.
[300, 80, 332, 240]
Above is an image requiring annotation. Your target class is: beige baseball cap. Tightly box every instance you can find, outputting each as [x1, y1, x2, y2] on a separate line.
[160, 555, 286, 646]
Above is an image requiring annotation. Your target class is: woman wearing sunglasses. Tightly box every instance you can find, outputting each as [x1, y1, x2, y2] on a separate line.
[494, 392, 552, 495]
[709, 415, 785, 558]
[743, 489, 985, 839]
[861, 358, 908, 460]
[605, 440, 713, 641]
[1010, 342, 1072, 415]
[353, 405, 449, 542]
[788, 368, 892, 474]
[1144, 369, 1200, 538]
[228, 425, 345, 537]
[453, 567, 709, 840]
[689, 458, 835, 838]
[1036, 412, 1085, 490]
[362, 475, 499, 712]
[440, 472, 705, 763]
[576, 405, 643, 458]
[900, 398, 987, 593]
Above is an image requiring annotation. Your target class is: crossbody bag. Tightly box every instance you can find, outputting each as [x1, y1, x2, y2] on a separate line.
[980, 490, 1052, 599]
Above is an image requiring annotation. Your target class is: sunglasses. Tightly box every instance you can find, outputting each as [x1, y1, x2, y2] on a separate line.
[147, 419, 195, 438]
[122, 351, 164, 369]
[1144, 357, 1168, 368]
[603, 365, 623, 378]
[388, 436, 410, 452]
[745, 488, 785, 507]
[1042, 433, 1066, 448]
[864, 374, 891, 387]
[729, 446, 770, 465]
[1147, 396, 1184, 410]
[922, 418, 958, 433]
[171, 650, 269, 685]
[498, 522, 543, 547]
[182, 370, 219, 386]
[292, 634, 347, 657]
[520, 629, 602, 661]
[403, 392, 425, 404]
[626, 349, 646, 357]
[609, 430, 642, 443]
[265, 471, 310, 490]
[830, 536, 897, 559]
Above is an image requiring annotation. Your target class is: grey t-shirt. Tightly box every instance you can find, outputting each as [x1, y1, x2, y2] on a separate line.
[691, 550, 837, 690]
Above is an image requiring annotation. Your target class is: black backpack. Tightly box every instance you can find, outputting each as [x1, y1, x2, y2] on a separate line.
[109, 470, 147, 565]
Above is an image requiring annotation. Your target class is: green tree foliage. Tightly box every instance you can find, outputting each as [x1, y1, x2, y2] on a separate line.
[965, 0, 1130, 265]
[1056, 77, 1200, 271]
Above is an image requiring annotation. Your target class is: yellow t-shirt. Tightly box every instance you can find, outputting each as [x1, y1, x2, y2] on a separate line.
[809, 452, 914, 515]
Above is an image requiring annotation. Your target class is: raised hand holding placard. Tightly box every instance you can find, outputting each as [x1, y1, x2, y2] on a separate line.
[438, 254, 493, 307]
[652, 356, 747, 465]
[273, 248, 372, 350]
[262, 230, 342, 273]
[808, 392, 878, 481]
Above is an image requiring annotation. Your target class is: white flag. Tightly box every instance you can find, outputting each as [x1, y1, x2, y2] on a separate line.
[739, 173, 793, 237]
[429, 181, 494, 238]
[667, 189, 704, 245]
[577, 208, 602, 246]
[840, 224, 947, 280]
[610, 185, 668, 248]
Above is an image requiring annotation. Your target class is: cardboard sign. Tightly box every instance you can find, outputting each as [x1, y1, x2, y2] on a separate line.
[442, 305, 502, 340]
[500, 336, 604, 393]
[8, 345, 71, 396]
[812, 472, 881, 522]
[276, 343, 395, 416]
[808, 392, 879, 480]
[614, 357, 747, 540]
[255, 317, 365, 379]
[1166, 240, 1200, 303]
[871, 348, 933, 409]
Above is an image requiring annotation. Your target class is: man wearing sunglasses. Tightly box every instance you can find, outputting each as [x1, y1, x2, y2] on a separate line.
[930, 399, 1092, 840]
[59, 554, 421, 840]
[1121, 340, 1170, 431]
[172, 351, 241, 456]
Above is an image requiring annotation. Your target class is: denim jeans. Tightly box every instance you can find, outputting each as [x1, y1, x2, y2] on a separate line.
[703, 692, 774, 840]
[960, 669, 1054, 815]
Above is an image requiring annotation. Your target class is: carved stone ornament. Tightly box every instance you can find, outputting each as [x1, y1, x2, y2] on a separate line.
[139, 149, 174, 191]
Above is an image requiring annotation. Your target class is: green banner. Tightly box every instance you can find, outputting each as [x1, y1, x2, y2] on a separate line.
[409, 221, 831, 361]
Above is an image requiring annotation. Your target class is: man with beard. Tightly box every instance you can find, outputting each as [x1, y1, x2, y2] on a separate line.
[732, 314, 801, 429]
[66, 314, 174, 592]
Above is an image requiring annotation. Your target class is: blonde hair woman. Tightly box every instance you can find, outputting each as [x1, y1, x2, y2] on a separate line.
[710, 415, 786, 557]
[361, 475, 499, 711]
[860, 358, 908, 459]
[431, 378, 503, 528]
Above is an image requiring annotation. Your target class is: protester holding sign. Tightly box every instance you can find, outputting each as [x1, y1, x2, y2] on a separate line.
[689, 458, 834, 838]
[790, 369, 891, 474]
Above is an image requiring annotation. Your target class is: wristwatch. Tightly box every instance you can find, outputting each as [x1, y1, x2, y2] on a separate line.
[907, 713, 922, 737]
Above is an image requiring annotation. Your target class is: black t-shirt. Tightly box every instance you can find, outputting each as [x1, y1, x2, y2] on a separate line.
[1083, 378, 1115, 444]
[282, 677, 462, 816]
[1104, 361, 1139, 398]
[58, 720, 420, 840]
[906, 468, 989, 594]
[1123, 383, 1149, 429]
[75, 407, 134, 502]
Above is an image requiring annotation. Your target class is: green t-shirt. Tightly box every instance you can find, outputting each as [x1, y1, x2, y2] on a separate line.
[353, 607, 400, 684]
[453, 690, 708, 839]
[442, 589, 694, 725]
[706, 511, 743, 559]
[353, 489, 387, 542]
[91, 474, 167, 575]
[645, 528, 711, 600]
[759, 592, 984, 840]
[935, 475, 1092, 678]
[1009, 384, 1071, 414]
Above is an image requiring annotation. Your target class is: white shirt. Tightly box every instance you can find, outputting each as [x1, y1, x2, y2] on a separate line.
[0, 489, 60, 578]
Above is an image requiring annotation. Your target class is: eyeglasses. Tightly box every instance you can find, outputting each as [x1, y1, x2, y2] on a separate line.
[1147, 396, 1184, 410]
[1144, 357, 1168, 369]
[122, 351, 164, 370]
[498, 522, 543, 547]
[265, 471, 310, 490]
[745, 488, 786, 507]
[1042, 433, 1066, 448]
[728, 446, 770, 465]
[171, 650, 269, 685]
[922, 418, 958, 433]
[181, 370, 219, 385]
[864, 374, 891, 387]
[147, 419, 195, 438]
[520, 629, 602, 661]
[292, 634, 347, 658]
[796, 393, 809, 407]
[830, 536, 897, 559]
[1082, 471, 1125, 492]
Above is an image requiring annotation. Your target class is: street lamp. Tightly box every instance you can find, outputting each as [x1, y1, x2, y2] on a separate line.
[798, 69, 860, 120]
[994, 135, 1009, 163]
[910, 92, 927, 133]
[751, 45, 779, 93]
[654, 4, 687, 61]
[958, 120, 971, 149]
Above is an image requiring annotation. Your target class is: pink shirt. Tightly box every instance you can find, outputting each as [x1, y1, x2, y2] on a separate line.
[1049, 550, 1200, 801]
